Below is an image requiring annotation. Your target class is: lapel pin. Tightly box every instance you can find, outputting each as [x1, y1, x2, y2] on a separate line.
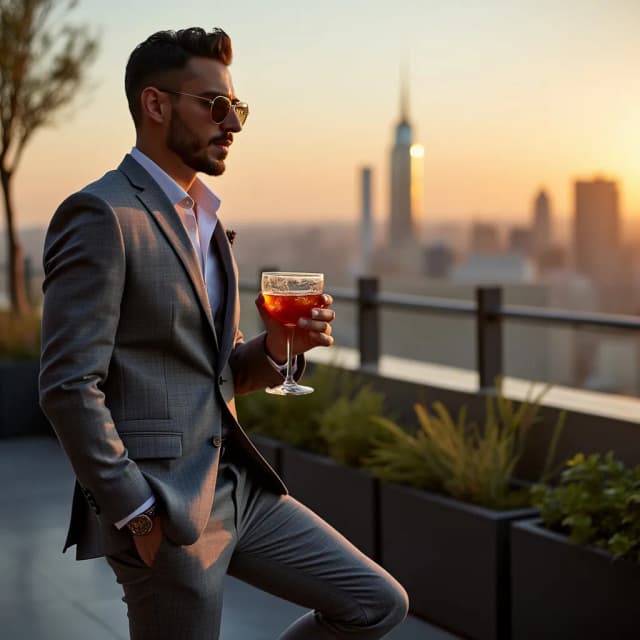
[225, 229, 237, 246]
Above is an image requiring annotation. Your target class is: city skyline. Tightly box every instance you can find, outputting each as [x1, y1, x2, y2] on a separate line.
[5, 0, 640, 231]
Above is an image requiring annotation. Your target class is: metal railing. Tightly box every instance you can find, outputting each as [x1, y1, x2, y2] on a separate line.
[240, 277, 640, 392]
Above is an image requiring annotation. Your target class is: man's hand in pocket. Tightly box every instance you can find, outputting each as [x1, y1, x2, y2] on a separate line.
[133, 517, 163, 567]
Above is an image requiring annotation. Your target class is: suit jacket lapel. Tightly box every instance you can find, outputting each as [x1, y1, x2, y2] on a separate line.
[212, 221, 239, 367]
[117, 155, 219, 350]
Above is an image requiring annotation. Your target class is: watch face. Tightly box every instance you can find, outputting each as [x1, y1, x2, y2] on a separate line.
[128, 514, 153, 536]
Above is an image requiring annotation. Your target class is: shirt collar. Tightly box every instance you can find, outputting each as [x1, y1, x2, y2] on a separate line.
[188, 174, 221, 220]
[130, 147, 221, 217]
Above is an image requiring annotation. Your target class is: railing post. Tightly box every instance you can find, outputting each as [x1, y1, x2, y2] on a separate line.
[358, 277, 380, 371]
[476, 286, 503, 391]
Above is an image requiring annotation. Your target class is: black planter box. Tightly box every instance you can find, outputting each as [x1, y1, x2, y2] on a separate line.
[380, 482, 536, 640]
[280, 447, 379, 559]
[511, 518, 640, 639]
[247, 433, 283, 474]
[0, 360, 50, 438]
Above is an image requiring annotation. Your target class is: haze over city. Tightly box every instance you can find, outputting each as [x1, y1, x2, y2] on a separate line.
[7, 0, 640, 231]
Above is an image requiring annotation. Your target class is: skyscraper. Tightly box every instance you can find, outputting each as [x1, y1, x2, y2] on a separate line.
[532, 189, 552, 258]
[573, 178, 621, 285]
[389, 74, 423, 250]
[359, 166, 374, 274]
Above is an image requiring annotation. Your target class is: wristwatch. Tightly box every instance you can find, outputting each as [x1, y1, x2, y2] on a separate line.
[126, 505, 157, 536]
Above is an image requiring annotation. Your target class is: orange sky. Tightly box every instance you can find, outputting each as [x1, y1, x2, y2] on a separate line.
[9, 0, 640, 234]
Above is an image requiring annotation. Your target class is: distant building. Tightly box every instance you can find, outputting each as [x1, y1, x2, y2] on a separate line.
[536, 245, 567, 274]
[573, 177, 621, 285]
[532, 189, 552, 258]
[470, 222, 501, 254]
[508, 227, 533, 255]
[359, 166, 374, 274]
[423, 243, 454, 278]
[389, 74, 423, 250]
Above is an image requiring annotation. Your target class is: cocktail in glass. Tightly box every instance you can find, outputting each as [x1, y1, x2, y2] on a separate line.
[261, 271, 325, 396]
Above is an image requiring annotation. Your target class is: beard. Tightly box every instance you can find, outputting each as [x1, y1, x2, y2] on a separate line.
[166, 110, 227, 176]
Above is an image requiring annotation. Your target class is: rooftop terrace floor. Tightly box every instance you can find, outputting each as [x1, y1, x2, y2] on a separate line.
[0, 437, 458, 639]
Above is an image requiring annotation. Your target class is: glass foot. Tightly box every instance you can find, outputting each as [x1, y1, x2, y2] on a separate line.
[266, 383, 314, 396]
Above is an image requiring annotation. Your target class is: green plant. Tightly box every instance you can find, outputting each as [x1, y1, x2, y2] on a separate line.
[236, 363, 390, 463]
[532, 452, 640, 562]
[363, 381, 566, 510]
[236, 363, 359, 455]
[0, 310, 41, 360]
[319, 385, 392, 468]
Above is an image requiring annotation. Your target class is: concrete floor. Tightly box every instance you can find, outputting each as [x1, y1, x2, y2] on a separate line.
[0, 437, 459, 639]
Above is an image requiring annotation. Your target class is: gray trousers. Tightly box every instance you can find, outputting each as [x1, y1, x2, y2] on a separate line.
[106, 453, 409, 639]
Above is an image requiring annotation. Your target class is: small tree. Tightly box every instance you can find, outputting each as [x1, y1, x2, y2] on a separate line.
[0, 0, 98, 314]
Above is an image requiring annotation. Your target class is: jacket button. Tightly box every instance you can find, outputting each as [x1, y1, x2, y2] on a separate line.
[212, 435, 222, 448]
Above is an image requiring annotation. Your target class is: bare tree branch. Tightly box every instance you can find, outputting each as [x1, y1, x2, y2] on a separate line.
[0, 0, 99, 313]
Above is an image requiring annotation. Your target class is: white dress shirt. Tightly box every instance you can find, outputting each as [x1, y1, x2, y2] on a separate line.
[130, 147, 224, 319]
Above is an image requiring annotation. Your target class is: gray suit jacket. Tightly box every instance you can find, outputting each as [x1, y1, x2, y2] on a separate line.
[39, 154, 296, 560]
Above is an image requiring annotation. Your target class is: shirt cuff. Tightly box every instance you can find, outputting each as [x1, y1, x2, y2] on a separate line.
[114, 496, 156, 529]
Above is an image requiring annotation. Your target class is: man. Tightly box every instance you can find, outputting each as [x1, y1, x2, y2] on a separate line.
[39, 27, 408, 640]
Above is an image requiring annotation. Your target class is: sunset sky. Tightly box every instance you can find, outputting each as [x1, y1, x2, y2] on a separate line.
[11, 0, 640, 233]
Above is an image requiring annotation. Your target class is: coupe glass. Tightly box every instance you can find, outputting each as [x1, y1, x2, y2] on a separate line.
[261, 272, 325, 396]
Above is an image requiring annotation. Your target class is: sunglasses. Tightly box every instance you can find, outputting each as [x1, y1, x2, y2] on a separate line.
[158, 89, 249, 125]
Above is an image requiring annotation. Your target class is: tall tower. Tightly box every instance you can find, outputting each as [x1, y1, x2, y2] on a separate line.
[573, 178, 621, 284]
[389, 72, 423, 249]
[360, 166, 374, 274]
[532, 189, 552, 258]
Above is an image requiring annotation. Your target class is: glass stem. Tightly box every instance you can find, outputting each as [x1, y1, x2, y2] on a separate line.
[283, 325, 296, 386]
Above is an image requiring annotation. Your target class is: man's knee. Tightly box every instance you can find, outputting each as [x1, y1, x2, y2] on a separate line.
[351, 572, 409, 635]
[372, 577, 410, 630]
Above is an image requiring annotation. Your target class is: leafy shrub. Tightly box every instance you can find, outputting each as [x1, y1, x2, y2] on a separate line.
[0, 310, 41, 360]
[363, 381, 566, 510]
[236, 363, 387, 463]
[236, 364, 359, 455]
[532, 452, 640, 562]
[319, 386, 393, 467]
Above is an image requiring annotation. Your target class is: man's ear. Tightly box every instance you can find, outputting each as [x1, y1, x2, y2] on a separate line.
[140, 87, 168, 124]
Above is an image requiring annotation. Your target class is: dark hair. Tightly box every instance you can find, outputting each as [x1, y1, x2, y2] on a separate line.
[125, 27, 233, 125]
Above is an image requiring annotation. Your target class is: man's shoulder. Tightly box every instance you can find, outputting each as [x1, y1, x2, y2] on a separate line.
[50, 154, 169, 232]
[58, 160, 140, 214]
[81, 165, 133, 202]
